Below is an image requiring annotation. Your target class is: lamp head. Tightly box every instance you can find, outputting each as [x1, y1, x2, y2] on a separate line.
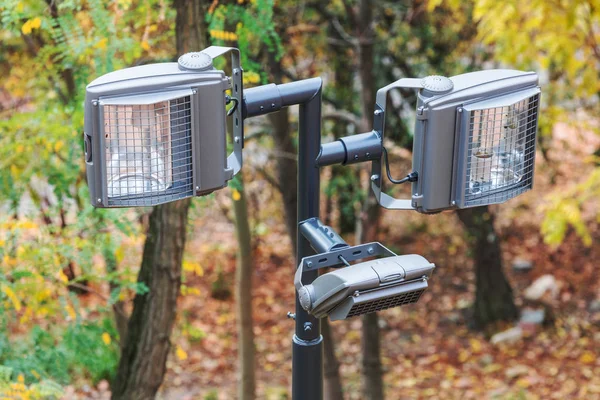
[297, 254, 435, 321]
[84, 47, 242, 208]
[372, 70, 540, 213]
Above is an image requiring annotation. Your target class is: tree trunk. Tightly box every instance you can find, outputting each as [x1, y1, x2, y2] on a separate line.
[232, 177, 256, 400]
[457, 206, 518, 328]
[267, 51, 298, 252]
[111, 2, 207, 398]
[174, 0, 209, 53]
[111, 199, 191, 400]
[350, 1, 385, 398]
[322, 319, 344, 400]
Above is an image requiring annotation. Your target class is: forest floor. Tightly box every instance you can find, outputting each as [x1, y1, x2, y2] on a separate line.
[71, 123, 600, 400]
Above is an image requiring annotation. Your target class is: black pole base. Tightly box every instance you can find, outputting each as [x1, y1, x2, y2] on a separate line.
[292, 334, 323, 400]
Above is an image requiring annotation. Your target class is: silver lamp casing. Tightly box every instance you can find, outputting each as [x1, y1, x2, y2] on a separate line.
[297, 255, 435, 321]
[84, 47, 242, 208]
[372, 70, 540, 213]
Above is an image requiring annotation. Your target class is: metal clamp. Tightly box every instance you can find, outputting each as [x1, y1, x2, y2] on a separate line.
[294, 242, 396, 292]
[370, 78, 424, 210]
[201, 46, 244, 177]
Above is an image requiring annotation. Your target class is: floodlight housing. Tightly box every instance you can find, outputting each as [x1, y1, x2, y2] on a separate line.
[295, 253, 435, 321]
[371, 70, 540, 213]
[84, 46, 243, 208]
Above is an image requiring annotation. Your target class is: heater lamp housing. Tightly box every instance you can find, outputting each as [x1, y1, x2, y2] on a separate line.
[84, 47, 242, 208]
[372, 70, 540, 214]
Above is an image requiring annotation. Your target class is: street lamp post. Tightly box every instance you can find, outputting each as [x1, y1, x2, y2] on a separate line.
[82, 46, 541, 400]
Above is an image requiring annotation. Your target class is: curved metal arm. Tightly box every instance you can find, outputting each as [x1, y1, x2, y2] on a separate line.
[371, 78, 423, 210]
[201, 46, 244, 177]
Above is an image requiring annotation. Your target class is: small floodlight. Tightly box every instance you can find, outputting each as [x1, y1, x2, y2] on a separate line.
[294, 239, 435, 321]
[84, 46, 242, 207]
[371, 70, 540, 213]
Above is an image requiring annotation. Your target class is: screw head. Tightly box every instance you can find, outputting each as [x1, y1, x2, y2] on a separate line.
[234, 137, 240, 143]
[451, 200, 457, 206]
[353, 290, 360, 297]
[304, 322, 313, 331]
[374, 110, 383, 116]
[196, 186, 200, 191]
[97, 198, 101, 203]
[370, 174, 379, 182]
[306, 261, 313, 269]
[367, 247, 374, 255]
[92, 100, 98, 106]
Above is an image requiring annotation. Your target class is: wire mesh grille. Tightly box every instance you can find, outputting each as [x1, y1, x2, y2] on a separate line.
[464, 93, 539, 207]
[103, 96, 193, 207]
[345, 288, 425, 318]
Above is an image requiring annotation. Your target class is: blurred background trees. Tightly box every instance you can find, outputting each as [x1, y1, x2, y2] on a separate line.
[0, 0, 599, 399]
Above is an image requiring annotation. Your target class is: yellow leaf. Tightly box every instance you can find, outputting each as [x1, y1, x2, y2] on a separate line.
[58, 270, 69, 283]
[232, 189, 241, 201]
[16, 145, 24, 154]
[458, 349, 470, 363]
[115, 245, 125, 263]
[65, 304, 76, 319]
[141, 41, 150, 51]
[30, 17, 41, 29]
[1, 284, 22, 311]
[175, 345, 188, 361]
[580, 351, 596, 364]
[21, 20, 32, 34]
[102, 332, 111, 345]
[94, 38, 108, 50]
[469, 338, 482, 353]
[16, 2, 24, 12]
[183, 261, 203, 276]
[427, 0, 444, 12]
[17, 374, 24, 384]
[21, 17, 41, 35]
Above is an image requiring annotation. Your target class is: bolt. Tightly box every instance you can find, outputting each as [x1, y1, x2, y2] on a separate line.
[366, 152, 370, 159]
[92, 100, 98, 106]
[260, 105, 264, 111]
[371, 174, 379, 182]
[234, 70, 239, 76]
[196, 186, 200, 191]
[304, 322, 312, 331]
[192, 89, 197, 95]
[374, 110, 383, 116]
[458, 108, 463, 113]
[97, 198, 101, 203]
[271, 103, 276, 108]
[234, 136, 240, 143]
[353, 290, 360, 297]
[354, 154, 359, 160]
[306, 261, 313, 269]
[451, 200, 456, 206]
[287, 312, 296, 320]
[367, 247, 374, 255]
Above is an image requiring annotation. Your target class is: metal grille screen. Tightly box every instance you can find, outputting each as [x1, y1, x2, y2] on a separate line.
[464, 93, 539, 207]
[103, 96, 193, 207]
[346, 289, 424, 318]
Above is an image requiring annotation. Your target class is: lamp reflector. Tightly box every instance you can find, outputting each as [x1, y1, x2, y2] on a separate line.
[457, 88, 540, 208]
[101, 95, 194, 207]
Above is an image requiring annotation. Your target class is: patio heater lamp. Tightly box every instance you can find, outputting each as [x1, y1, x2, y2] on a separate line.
[83, 46, 540, 400]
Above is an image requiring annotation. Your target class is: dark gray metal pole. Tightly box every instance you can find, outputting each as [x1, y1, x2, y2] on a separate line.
[244, 78, 324, 400]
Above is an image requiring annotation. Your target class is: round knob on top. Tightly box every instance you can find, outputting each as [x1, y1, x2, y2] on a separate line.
[178, 52, 213, 71]
[420, 75, 454, 97]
